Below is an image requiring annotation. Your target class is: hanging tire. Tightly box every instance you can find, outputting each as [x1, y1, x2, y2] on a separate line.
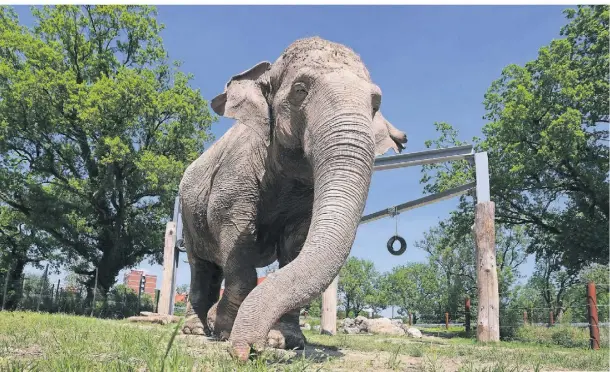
[387, 235, 407, 256]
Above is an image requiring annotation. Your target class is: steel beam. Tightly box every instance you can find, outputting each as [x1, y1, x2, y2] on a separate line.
[360, 182, 476, 224]
[474, 152, 490, 203]
[373, 144, 474, 171]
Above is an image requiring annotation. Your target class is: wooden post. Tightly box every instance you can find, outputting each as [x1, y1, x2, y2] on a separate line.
[55, 280, 60, 302]
[137, 275, 144, 315]
[158, 222, 177, 315]
[445, 312, 449, 330]
[465, 297, 471, 333]
[154, 289, 160, 313]
[320, 275, 338, 335]
[587, 282, 600, 350]
[549, 311, 554, 327]
[523, 310, 528, 325]
[36, 263, 49, 312]
[474, 201, 500, 342]
[90, 266, 98, 317]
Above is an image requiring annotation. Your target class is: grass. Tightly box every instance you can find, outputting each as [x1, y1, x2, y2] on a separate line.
[0, 311, 608, 371]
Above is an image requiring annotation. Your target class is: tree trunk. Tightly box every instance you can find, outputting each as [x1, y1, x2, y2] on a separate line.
[3, 258, 26, 310]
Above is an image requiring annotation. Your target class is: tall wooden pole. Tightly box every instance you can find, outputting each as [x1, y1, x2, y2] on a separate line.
[90, 267, 98, 317]
[473, 152, 499, 343]
[465, 297, 471, 334]
[474, 202, 499, 342]
[158, 222, 177, 315]
[587, 282, 600, 350]
[320, 276, 338, 335]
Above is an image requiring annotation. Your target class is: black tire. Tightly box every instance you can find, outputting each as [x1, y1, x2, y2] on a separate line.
[387, 235, 407, 256]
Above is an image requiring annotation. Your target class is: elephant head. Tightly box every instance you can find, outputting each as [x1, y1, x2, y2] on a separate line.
[210, 37, 407, 358]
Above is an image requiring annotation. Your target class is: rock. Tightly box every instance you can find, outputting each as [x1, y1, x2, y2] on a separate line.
[301, 323, 311, 331]
[406, 327, 422, 338]
[391, 319, 403, 328]
[354, 316, 368, 327]
[342, 318, 355, 328]
[342, 326, 360, 334]
[364, 317, 404, 336]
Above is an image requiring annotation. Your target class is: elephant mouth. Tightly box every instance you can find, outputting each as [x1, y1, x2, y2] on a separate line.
[392, 133, 408, 152]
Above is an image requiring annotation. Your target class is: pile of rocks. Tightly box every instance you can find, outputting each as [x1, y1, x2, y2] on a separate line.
[339, 316, 422, 338]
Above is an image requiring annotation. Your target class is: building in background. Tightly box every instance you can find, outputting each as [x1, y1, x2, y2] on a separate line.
[123, 270, 157, 298]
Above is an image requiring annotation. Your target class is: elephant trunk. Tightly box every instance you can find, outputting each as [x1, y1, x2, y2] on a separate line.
[229, 104, 375, 358]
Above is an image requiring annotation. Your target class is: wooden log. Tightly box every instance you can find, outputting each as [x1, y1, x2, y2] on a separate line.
[158, 222, 177, 315]
[474, 201, 499, 342]
[320, 275, 338, 335]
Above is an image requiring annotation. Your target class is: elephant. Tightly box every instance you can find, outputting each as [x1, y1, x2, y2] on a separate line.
[178, 36, 408, 360]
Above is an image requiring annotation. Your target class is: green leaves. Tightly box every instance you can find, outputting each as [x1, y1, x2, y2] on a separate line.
[338, 257, 379, 317]
[0, 5, 216, 293]
[421, 5, 609, 274]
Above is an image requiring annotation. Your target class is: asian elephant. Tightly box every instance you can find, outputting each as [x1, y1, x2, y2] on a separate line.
[178, 36, 407, 360]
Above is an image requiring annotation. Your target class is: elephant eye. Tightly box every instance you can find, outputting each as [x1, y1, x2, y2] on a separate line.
[372, 106, 379, 117]
[291, 82, 309, 102]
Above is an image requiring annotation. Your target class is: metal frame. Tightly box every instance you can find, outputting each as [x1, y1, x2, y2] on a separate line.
[164, 145, 491, 314]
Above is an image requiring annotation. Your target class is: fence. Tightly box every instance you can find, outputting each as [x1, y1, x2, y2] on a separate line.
[0, 269, 157, 320]
[333, 282, 609, 350]
[390, 282, 609, 350]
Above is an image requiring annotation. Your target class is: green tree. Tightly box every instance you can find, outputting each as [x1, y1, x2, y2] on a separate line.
[0, 206, 55, 309]
[386, 263, 441, 321]
[420, 6, 609, 274]
[365, 273, 391, 318]
[414, 219, 527, 318]
[0, 6, 215, 299]
[176, 284, 189, 295]
[338, 257, 377, 318]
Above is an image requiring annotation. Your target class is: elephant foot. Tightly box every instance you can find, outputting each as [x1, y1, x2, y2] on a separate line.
[182, 314, 205, 335]
[266, 321, 306, 350]
[207, 302, 234, 341]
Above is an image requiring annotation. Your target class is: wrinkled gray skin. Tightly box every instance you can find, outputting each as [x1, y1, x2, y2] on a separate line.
[178, 37, 407, 360]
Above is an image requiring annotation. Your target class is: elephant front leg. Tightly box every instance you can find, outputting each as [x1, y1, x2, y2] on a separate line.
[266, 221, 310, 350]
[212, 265, 258, 340]
[182, 253, 223, 336]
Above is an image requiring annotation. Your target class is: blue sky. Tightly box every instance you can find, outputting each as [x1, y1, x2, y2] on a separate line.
[16, 5, 571, 296]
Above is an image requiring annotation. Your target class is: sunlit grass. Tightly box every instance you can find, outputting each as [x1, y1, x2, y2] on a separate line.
[0, 311, 607, 371]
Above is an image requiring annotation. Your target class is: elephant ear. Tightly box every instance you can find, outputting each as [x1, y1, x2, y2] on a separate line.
[372, 111, 408, 156]
[211, 61, 272, 142]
